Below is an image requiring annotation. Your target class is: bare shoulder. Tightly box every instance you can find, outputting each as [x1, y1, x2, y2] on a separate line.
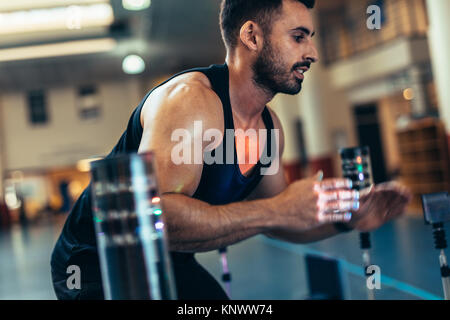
[141, 72, 224, 132]
[138, 72, 224, 195]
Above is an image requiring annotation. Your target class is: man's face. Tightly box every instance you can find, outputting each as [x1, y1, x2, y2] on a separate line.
[252, 0, 318, 95]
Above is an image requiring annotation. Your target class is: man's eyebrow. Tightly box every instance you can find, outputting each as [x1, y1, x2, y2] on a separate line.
[291, 26, 315, 37]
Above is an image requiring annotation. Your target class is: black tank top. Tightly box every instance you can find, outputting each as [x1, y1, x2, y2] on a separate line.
[51, 63, 275, 300]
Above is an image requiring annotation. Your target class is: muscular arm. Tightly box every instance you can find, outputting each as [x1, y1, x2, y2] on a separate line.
[138, 76, 353, 252]
[137, 75, 298, 252]
[249, 109, 345, 244]
[248, 167, 343, 244]
[160, 193, 276, 252]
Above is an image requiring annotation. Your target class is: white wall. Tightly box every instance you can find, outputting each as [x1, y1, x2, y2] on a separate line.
[258, 37, 431, 175]
[328, 37, 430, 90]
[1, 78, 143, 171]
[298, 60, 357, 159]
[269, 94, 301, 163]
[426, 0, 450, 133]
[269, 70, 356, 171]
[0, 97, 5, 196]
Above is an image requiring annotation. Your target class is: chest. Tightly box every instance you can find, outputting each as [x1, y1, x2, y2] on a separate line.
[233, 120, 268, 176]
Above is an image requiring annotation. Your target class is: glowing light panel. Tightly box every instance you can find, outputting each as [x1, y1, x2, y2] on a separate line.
[122, 0, 151, 11]
[122, 54, 146, 74]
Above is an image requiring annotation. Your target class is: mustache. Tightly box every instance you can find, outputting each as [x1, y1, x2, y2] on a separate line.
[292, 61, 311, 70]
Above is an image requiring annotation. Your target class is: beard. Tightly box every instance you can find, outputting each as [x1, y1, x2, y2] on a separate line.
[252, 40, 303, 96]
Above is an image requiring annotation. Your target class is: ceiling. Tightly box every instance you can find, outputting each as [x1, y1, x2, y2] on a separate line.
[0, 0, 226, 92]
[0, 0, 341, 92]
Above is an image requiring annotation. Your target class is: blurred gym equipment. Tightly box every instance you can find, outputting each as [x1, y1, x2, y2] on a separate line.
[90, 152, 176, 300]
[422, 192, 450, 300]
[340, 146, 375, 300]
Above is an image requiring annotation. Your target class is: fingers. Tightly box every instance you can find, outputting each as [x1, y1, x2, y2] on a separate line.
[317, 200, 358, 223]
[396, 184, 412, 202]
[314, 170, 324, 182]
[318, 190, 359, 202]
[315, 184, 359, 224]
[362, 182, 412, 208]
[318, 211, 352, 223]
[374, 181, 412, 200]
[315, 178, 353, 192]
[319, 200, 360, 212]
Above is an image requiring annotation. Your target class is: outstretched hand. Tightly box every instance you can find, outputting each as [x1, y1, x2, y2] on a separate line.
[348, 182, 412, 232]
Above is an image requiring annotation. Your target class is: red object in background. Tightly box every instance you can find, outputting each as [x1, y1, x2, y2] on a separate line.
[283, 157, 335, 184]
[447, 134, 450, 160]
[284, 161, 303, 184]
[309, 156, 335, 179]
[0, 201, 11, 229]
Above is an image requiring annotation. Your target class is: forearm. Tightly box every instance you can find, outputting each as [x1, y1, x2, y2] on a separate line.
[170, 229, 260, 253]
[265, 223, 343, 244]
[161, 193, 276, 252]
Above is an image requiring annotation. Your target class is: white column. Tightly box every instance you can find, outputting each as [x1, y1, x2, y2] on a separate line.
[407, 66, 428, 116]
[0, 96, 4, 198]
[297, 9, 334, 161]
[426, 0, 450, 133]
[269, 94, 301, 163]
[269, 93, 304, 182]
[297, 58, 333, 160]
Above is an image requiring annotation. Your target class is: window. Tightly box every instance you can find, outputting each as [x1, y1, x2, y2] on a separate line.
[77, 85, 101, 120]
[27, 90, 48, 125]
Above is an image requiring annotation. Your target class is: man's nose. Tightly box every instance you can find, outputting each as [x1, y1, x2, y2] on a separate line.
[304, 40, 319, 64]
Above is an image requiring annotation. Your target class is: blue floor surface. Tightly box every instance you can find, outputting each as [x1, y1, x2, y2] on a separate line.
[0, 214, 448, 300]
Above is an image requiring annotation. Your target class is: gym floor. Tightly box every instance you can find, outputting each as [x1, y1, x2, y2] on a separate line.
[0, 213, 447, 300]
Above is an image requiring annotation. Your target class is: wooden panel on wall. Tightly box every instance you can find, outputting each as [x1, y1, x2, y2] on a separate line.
[319, 0, 429, 64]
[397, 119, 450, 214]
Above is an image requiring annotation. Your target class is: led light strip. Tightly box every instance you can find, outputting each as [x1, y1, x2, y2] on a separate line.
[0, 3, 114, 35]
[0, 38, 117, 62]
[0, 0, 110, 12]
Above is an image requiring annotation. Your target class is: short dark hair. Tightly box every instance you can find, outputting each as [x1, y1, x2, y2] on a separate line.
[219, 0, 315, 49]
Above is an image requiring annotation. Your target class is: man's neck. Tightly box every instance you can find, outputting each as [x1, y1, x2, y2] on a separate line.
[226, 55, 274, 129]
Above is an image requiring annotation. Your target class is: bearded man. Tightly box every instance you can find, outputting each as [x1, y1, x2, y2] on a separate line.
[51, 0, 411, 300]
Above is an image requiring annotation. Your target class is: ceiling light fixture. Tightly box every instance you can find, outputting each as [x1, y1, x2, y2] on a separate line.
[0, 0, 109, 12]
[0, 3, 114, 35]
[122, 54, 146, 74]
[403, 88, 415, 101]
[122, 0, 151, 11]
[0, 38, 117, 62]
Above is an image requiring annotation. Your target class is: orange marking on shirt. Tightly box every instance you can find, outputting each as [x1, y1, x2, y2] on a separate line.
[237, 135, 260, 176]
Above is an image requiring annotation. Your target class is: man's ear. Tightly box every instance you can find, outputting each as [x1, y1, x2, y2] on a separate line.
[239, 21, 264, 52]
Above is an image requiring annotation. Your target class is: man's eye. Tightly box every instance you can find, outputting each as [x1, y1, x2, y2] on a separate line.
[294, 35, 305, 42]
